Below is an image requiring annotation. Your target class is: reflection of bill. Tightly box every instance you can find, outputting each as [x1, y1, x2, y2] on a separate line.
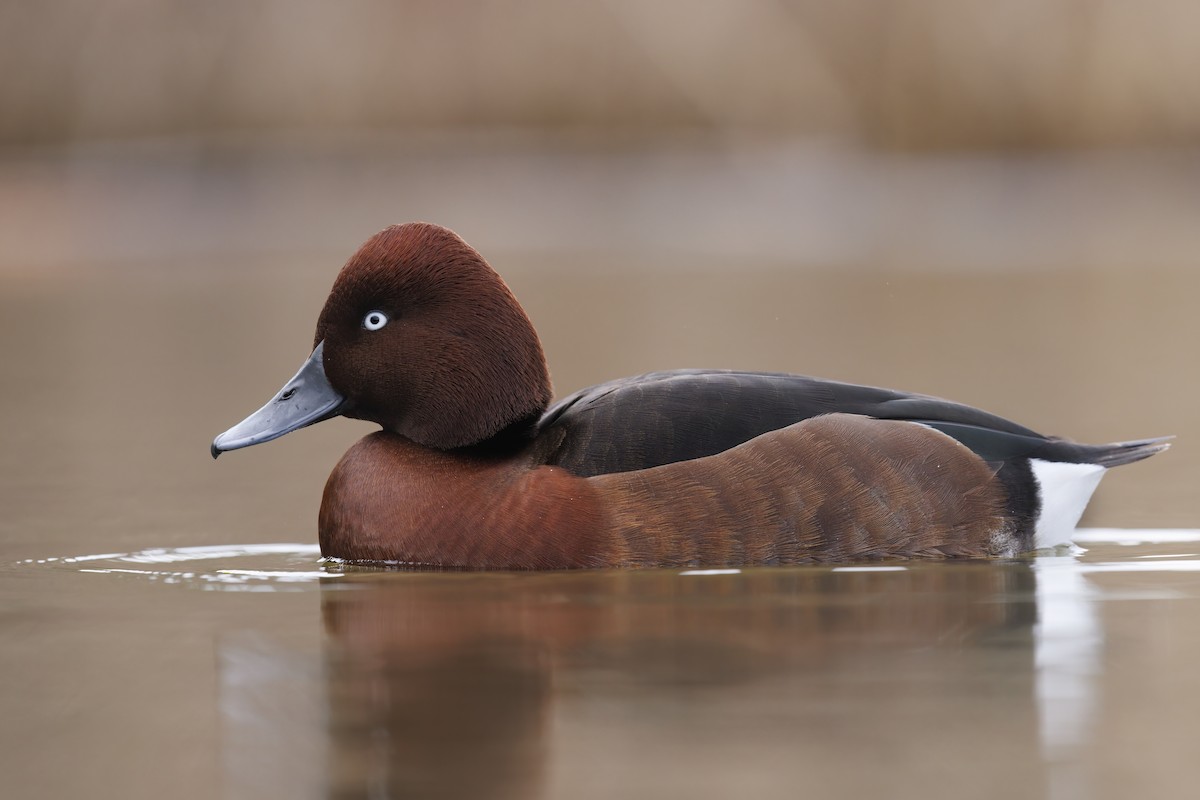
[218, 632, 327, 800]
[304, 564, 1041, 799]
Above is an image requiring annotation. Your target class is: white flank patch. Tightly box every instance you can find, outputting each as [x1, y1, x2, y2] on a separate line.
[1030, 459, 1107, 550]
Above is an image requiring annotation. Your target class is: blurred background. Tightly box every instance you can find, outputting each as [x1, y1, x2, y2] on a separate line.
[4, 4, 1200, 799]
[7, 1, 1200, 270]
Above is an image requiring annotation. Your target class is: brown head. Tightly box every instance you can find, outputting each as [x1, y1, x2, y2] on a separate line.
[211, 223, 552, 456]
[314, 223, 551, 448]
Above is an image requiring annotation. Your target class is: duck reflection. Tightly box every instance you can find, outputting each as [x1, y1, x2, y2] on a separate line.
[321, 586, 550, 800]
[317, 563, 1039, 798]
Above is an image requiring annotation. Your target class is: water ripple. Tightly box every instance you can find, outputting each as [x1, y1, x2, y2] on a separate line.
[16, 543, 330, 591]
[13, 529, 1200, 590]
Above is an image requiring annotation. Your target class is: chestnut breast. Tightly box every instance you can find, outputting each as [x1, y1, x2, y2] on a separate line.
[318, 432, 613, 569]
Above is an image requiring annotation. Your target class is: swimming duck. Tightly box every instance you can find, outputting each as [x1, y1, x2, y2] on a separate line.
[212, 223, 1169, 569]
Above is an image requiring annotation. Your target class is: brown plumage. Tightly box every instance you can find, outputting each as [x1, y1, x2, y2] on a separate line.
[213, 222, 1169, 569]
[598, 414, 1011, 566]
[318, 414, 1009, 568]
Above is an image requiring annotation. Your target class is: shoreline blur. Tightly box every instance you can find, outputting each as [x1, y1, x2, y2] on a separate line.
[4, 135, 1200, 278]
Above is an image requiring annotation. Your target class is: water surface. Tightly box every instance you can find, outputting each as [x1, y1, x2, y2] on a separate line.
[6, 531, 1200, 799]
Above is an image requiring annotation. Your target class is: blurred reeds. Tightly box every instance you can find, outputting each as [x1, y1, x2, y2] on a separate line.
[3, 1, 1199, 149]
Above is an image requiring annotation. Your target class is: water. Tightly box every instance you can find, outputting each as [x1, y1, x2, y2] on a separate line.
[2, 145, 1198, 798]
[6, 532, 1200, 799]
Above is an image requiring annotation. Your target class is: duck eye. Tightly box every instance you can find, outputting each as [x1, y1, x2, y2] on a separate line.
[362, 310, 389, 331]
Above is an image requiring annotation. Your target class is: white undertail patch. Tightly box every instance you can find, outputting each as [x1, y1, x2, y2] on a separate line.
[1030, 459, 1107, 550]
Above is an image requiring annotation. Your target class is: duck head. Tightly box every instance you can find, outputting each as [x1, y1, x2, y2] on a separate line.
[212, 223, 552, 456]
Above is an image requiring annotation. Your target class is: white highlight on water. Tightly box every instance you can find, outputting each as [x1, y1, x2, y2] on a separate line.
[1033, 553, 1102, 800]
[831, 566, 909, 573]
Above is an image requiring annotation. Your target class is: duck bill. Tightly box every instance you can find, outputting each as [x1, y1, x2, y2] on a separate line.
[211, 341, 345, 458]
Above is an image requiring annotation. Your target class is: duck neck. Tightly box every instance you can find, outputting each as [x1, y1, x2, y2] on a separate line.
[450, 412, 543, 459]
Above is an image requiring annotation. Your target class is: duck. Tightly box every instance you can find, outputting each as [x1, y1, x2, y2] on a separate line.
[211, 222, 1169, 569]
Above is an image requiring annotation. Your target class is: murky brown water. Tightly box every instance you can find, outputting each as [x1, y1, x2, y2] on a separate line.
[2, 147, 1198, 798]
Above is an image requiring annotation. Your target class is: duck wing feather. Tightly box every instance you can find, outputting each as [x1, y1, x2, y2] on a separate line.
[537, 370, 1167, 476]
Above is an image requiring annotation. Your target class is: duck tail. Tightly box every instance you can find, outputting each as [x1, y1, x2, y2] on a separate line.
[1074, 436, 1173, 468]
[1026, 435, 1170, 550]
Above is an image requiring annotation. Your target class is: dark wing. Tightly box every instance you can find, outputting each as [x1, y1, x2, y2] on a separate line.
[536, 370, 1167, 476]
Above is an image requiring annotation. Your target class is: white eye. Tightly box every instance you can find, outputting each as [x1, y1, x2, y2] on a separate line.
[362, 310, 389, 331]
